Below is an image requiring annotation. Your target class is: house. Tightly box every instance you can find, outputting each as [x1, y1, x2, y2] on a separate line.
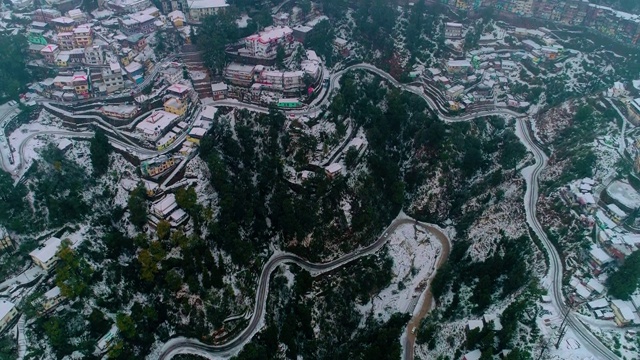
[156, 131, 178, 150]
[200, 105, 218, 121]
[73, 26, 92, 48]
[41, 286, 63, 312]
[610, 300, 636, 327]
[483, 314, 503, 331]
[224, 63, 256, 86]
[187, 127, 206, 144]
[84, 46, 104, 66]
[163, 97, 187, 116]
[29, 237, 63, 271]
[51, 16, 75, 32]
[466, 319, 484, 332]
[292, 25, 313, 42]
[135, 111, 179, 141]
[587, 298, 609, 310]
[72, 73, 89, 97]
[166, 83, 192, 100]
[0, 300, 18, 332]
[211, 82, 228, 100]
[325, 163, 342, 178]
[102, 62, 124, 94]
[244, 26, 293, 58]
[445, 22, 463, 39]
[589, 246, 614, 267]
[187, 0, 228, 23]
[463, 349, 482, 360]
[446, 85, 465, 100]
[162, 66, 183, 84]
[168, 10, 185, 27]
[152, 194, 178, 218]
[586, 279, 605, 294]
[446, 59, 471, 74]
[57, 139, 73, 152]
[125, 33, 146, 51]
[57, 32, 74, 50]
[141, 156, 176, 177]
[41, 44, 60, 63]
[102, 105, 138, 120]
[119, 14, 156, 35]
[606, 203, 627, 222]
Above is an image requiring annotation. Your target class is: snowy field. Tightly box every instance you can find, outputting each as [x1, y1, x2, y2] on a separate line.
[357, 223, 441, 323]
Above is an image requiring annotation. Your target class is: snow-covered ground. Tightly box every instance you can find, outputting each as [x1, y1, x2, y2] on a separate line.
[357, 223, 441, 323]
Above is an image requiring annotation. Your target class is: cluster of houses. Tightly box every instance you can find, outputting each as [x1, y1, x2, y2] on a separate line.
[432, 0, 640, 46]
[560, 177, 640, 327]
[420, 23, 569, 112]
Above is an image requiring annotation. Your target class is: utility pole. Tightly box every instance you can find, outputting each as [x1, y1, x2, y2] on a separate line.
[554, 307, 572, 349]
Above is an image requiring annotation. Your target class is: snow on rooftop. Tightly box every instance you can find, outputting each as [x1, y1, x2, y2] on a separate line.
[247, 26, 292, 44]
[606, 181, 640, 210]
[589, 246, 613, 264]
[595, 210, 616, 229]
[586, 278, 605, 293]
[200, 105, 217, 120]
[574, 283, 592, 299]
[588, 298, 609, 309]
[29, 237, 63, 263]
[611, 300, 636, 322]
[44, 286, 61, 299]
[187, 0, 229, 9]
[167, 83, 191, 94]
[607, 203, 627, 218]
[0, 300, 15, 320]
[152, 194, 177, 216]
[325, 163, 342, 174]
[189, 127, 206, 137]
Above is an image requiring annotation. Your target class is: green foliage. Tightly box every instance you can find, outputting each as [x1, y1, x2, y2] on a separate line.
[156, 220, 171, 240]
[0, 335, 17, 360]
[337, 313, 410, 360]
[55, 239, 93, 299]
[195, 10, 240, 74]
[116, 313, 136, 339]
[344, 147, 359, 170]
[0, 33, 30, 100]
[0, 170, 30, 232]
[127, 182, 147, 229]
[305, 19, 334, 65]
[607, 251, 640, 300]
[89, 130, 111, 176]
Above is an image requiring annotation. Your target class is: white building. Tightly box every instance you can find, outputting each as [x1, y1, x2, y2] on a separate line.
[0, 300, 17, 332]
[135, 110, 180, 141]
[187, 0, 229, 22]
[102, 62, 125, 94]
[42, 286, 63, 312]
[244, 26, 293, 58]
[29, 237, 63, 271]
[84, 45, 103, 66]
[152, 193, 178, 218]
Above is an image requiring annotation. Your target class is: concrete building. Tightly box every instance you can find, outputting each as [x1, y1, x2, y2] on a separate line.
[41, 286, 63, 312]
[29, 237, 63, 271]
[0, 300, 18, 332]
[73, 26, 92, 47]
[102, 62, 125, 94]
[445, 22, 463, 39]
[187, 0, 228, 23]
[102, 105, 138, 119]
[611, 300, 636, 327]
[163, 97, 187, 116]
[224, 63, 256, 86]
[210, 82, 228, 100]
[84, 45, 104, 65]
[135, 110, 179, 141]
[41, 44, 60, 63]
[244, 26, 294, 58]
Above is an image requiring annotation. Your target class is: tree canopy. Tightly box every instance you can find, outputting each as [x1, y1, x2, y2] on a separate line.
[0, 34, 30, 100]
[89, 130, 111, 176]
[607, 251, 640, 300]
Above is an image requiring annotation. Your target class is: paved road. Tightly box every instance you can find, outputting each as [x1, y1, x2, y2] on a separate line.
[403, 224, 451, 360]
[156, 216, 437, 359]
[516, 119, 618, 360]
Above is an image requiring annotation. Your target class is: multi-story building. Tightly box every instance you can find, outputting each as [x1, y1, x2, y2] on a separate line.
[51, 16, 75, 32]
[73, 26, 92, 47]
[84, 45, 104, 65]
[102, 104, 138, 119]
[445, 22, 463, 39]
[163, 97, 187, 116]
[57, 32, 74, 50]
[72, 73, 89, 97]
[446, 59, 471, 74]
[33, 8, 62, 24]
[244, 26, 294, 58]
[162, 66, 183, 84]
[102, 62, 125, 93]
[224, 63, 256, 86]
[187, 0, 228, 23]
[106, 0, 152, 14]
[40, 44, 60, 63]
[29, 237, 63, 271]
[0, 301, 17, 332]
[119, 14, 156, 35]
[166, 83, 192, 100]
[41, 287, 64, 312]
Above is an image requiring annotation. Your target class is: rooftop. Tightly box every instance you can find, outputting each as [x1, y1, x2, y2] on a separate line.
[29, 237, 63, 263]
[0, 300, 15, 320]
[201, 105, 217, 120]
[247, 26, 293, 44]
[44, 286, 61, 299]
[167, 83, 191, 94]
[187, 0, 229, 9]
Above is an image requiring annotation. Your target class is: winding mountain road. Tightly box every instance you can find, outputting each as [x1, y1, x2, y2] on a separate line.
[516, 120, 618, 360]
[156, 216, 442, 359]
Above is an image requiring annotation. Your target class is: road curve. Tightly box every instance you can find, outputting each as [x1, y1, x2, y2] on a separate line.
[156, 216, 442, 359]
[516, 119, 617, 359]
[403, 225, 451, 360]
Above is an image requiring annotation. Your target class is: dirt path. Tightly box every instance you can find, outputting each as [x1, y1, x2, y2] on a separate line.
[403, 224, 451, 360]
